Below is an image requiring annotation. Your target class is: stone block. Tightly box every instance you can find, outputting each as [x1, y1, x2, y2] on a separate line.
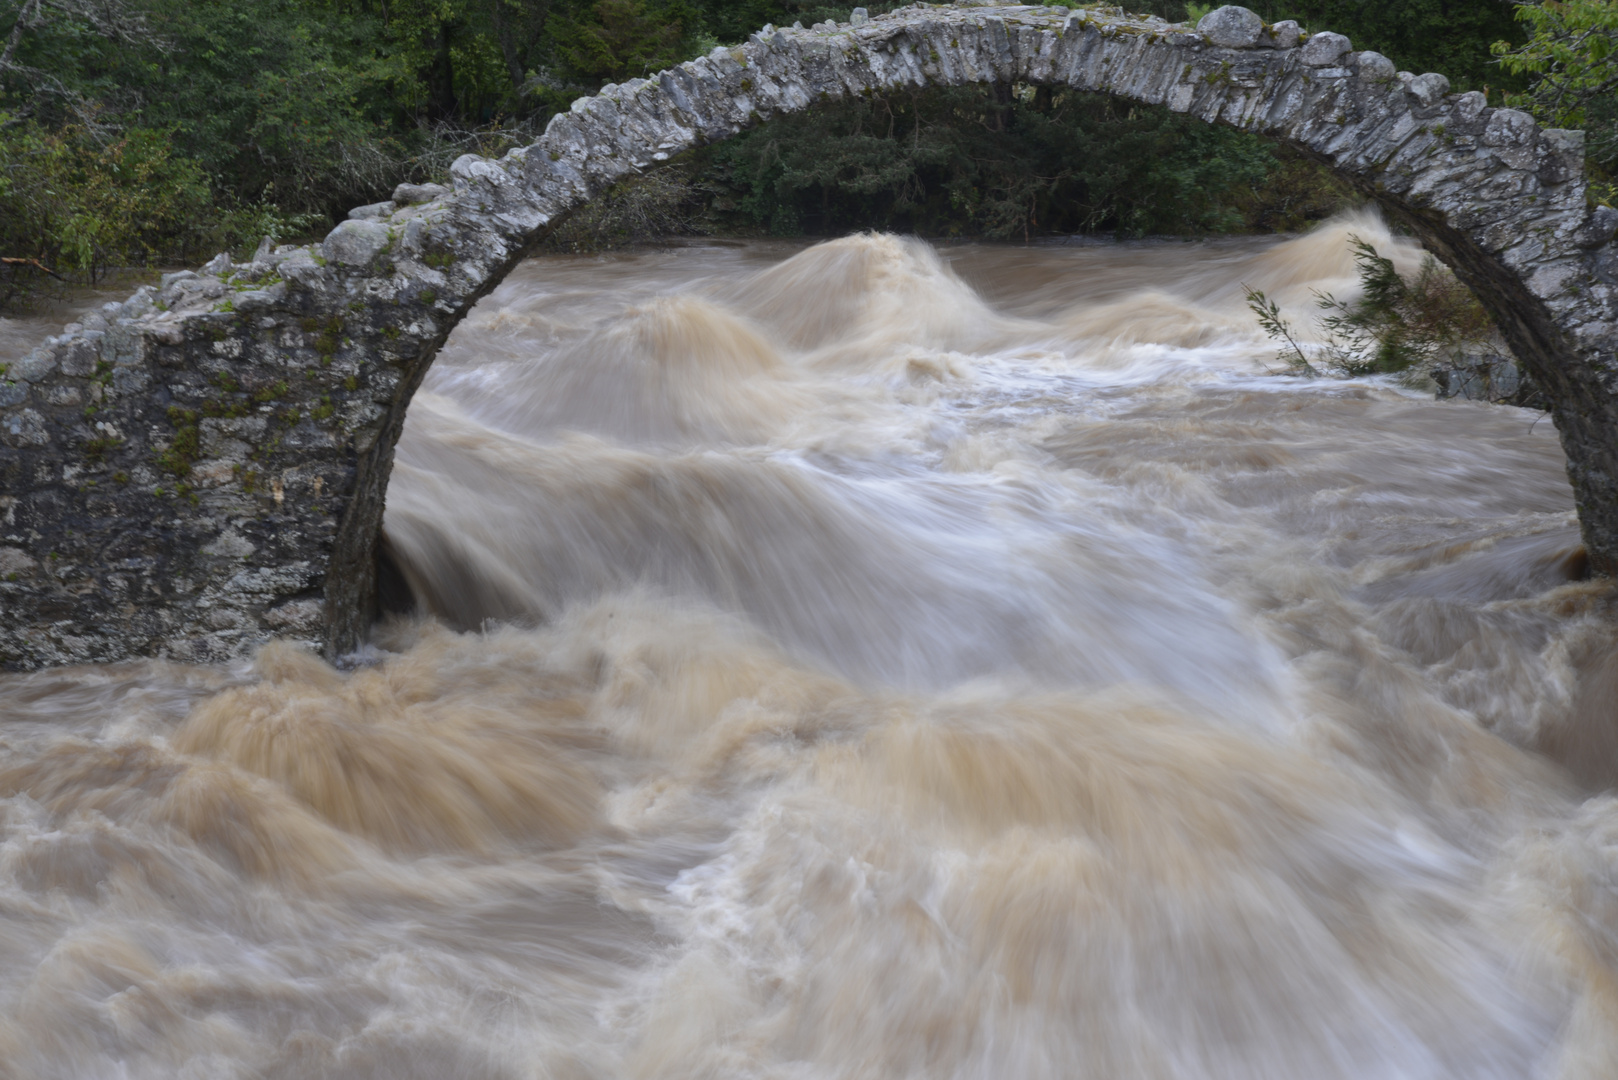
[393, 182, 448, 205]
[322, 220, 394, 268]
[1542, 128, 1584, 156]
[1540, 128, 1584, 185]
[1483, 107, 1540, 170]
[264, 598, 323, 631]
[111, 368, 150, 394]
[1406, 72, 1449, 108]
[59, 340, 99, 377]
[1198, 6, 1263, 49]
[0, 547, 38, 576]
[1453, 91, 1487, 124]
[1484, 108, 1537, 146]
[13, 350, 56, 383]
[1576, 205, 1618, 249]
[1267, 20, 1301, 49]
[235, 285, 287, 314]
[201, 528, 257, 559]
[1356, 51, 1394, 81]
[279, 255, 329, 288]
[151, 322, 186, 346]
[451, 154, 509, 186]
[1300, 31, 1350, 66]
[1, 409, 49, 447]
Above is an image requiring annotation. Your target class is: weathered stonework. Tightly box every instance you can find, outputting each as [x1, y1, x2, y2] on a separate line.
[4, 0, 1618, 668]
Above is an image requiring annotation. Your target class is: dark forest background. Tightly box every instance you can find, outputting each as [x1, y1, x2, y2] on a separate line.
[1, 0, 1602, 301]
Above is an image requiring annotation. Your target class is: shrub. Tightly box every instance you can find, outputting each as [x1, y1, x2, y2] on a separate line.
[0, 114, 321, 306]
[0, 117, 210, 279]
[1244, 235, 1516, 389]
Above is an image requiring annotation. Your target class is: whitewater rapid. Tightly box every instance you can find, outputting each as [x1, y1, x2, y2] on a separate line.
[1, 212, 1615, 1079]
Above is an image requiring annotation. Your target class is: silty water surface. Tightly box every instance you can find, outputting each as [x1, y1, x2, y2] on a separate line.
[2, 212, 1616, 1079]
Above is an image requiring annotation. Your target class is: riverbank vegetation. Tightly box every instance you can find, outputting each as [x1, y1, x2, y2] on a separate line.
[1495, 0, 1618, 207]
[1245, 236, 1525, 401]
[0, 0, 1596, 309]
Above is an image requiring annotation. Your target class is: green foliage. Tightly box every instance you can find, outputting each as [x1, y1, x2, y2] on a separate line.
[1234, 0, 1526, 93]
[1316, 238, 1502, 376]
[1246, 235, 1506, 380]
[1494, 0, 1618, 121]
[0, 102, 315, 306]
[156, 405, 200, 477]
[1230, 145, 1360, 233]
[552, 0, 690, 84]
[1495, 0, 1618, 198]
[0, 118, 209, 277]
[252, 380, 288, 404]
[82, 433, 123, 463]
[1242, 284, 1316, 373]
[702, 86, 1290, 240]
[0, 112, 312, 307]
[308, 315, 342, 357]
[0, 0, 1527, 311]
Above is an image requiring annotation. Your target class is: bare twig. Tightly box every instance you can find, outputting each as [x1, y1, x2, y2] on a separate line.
[1243, 283, 1317, 375]
[0, 255, 63, 279]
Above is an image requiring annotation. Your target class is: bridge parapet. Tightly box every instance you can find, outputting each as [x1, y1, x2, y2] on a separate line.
[3, 1, 1615, 668]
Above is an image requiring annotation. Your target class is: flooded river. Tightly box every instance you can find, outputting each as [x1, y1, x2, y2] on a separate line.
[2, 213, 1616, 1078]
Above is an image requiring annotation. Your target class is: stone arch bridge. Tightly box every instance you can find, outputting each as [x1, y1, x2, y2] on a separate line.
[4, 1, 1617, 668]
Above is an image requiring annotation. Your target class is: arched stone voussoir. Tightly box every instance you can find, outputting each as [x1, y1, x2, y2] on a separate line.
[4, 0, 1618, 670]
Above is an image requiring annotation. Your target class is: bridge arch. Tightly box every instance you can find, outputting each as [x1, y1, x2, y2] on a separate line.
[3, 0, 1616, 667]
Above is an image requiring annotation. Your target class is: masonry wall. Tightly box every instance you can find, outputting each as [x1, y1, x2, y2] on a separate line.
[4, 1, 1616, 669]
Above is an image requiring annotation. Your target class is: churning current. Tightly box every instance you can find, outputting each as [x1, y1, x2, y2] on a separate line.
[2, 213, 1616, 1079]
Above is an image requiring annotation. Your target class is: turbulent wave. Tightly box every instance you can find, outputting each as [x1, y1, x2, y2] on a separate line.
[2, 214, 1616, 1078]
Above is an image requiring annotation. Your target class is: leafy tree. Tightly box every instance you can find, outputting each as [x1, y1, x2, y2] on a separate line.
[702, 85, 1289, 240]
[0, 0, 169, 127]
[0, 115, 212, 283]
[1494, 0, 1618, 201]
[552, 0, 691, 85]
[0, 0, 1538, 310]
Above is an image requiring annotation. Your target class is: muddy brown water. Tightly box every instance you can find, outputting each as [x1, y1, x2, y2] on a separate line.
[0, 272, 165, 363]
[2, 213, 1616, 1078]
